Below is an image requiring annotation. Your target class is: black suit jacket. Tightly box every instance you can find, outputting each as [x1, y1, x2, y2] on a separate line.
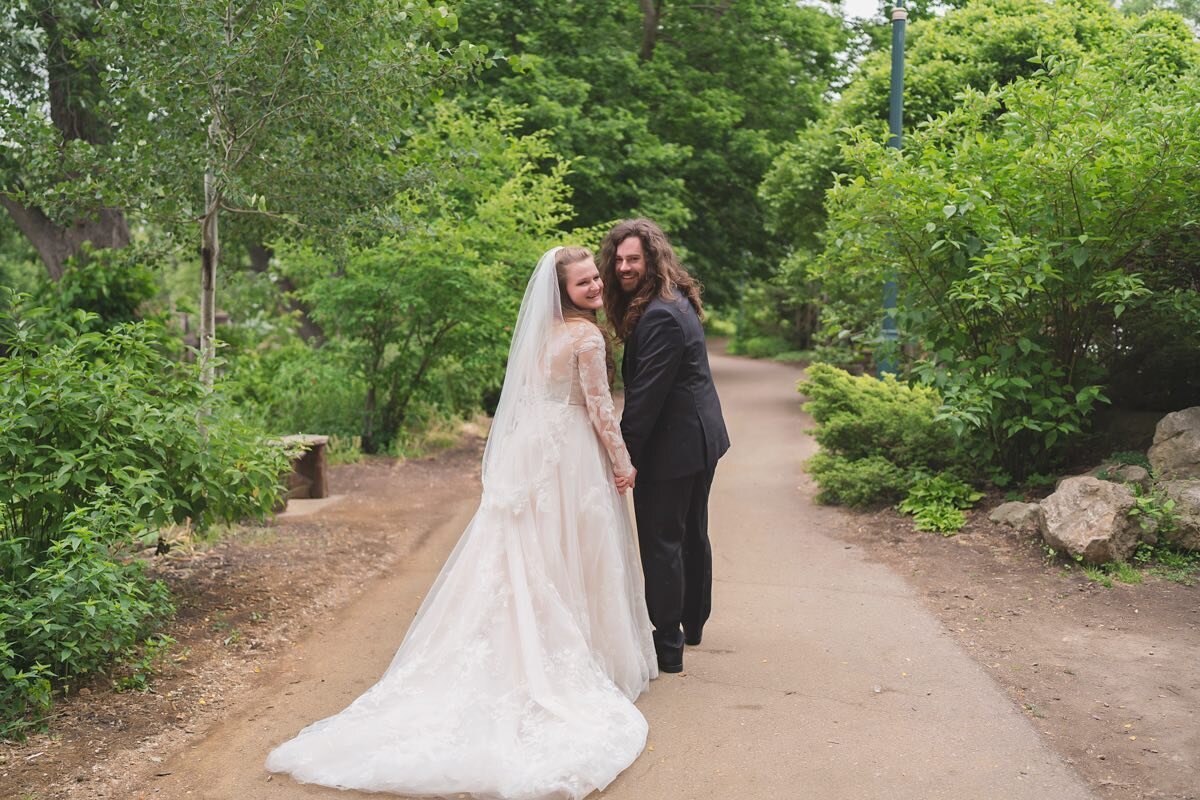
[620, 290, 730, 480]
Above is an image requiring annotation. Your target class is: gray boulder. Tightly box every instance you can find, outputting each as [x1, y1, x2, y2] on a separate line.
[1038, 476, 1139, 564]
[1158, 480, 1200, 551]
[1148, 407, 1200, 480]
[1111, 464, 1151, 490]
[988, 501, 1041, 531]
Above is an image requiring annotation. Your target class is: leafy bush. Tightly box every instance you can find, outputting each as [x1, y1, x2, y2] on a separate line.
[32, 244, 161, 332]
[281, 102, 574, 453]
[1, 302, 290, 553]
[1, 301, 289, 736]
[226, 340, 366, 439]
[818, 46, 1200, 476]
[807, 453, 908, 507]
[898, 473, 984, 535]
[728, 258, 834, 359]
[731, 335, 792, 359]
[802, 365, 971, 507]
[804, 365, 965, 468]
[1128, 486, 1178, 538]
[1, 505, 174, 738]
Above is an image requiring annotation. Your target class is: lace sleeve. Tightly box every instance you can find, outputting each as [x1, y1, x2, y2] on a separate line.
[574, 330, 634, 477]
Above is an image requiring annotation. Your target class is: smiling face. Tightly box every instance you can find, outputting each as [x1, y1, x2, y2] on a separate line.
[614, 236, 647, 294]
[563, 256, 604, 311]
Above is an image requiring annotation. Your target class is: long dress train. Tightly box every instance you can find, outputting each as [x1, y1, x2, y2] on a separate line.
[265, 314, 657, 799]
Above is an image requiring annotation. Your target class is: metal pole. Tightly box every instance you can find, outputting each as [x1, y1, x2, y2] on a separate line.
[879, 5, 907, 377]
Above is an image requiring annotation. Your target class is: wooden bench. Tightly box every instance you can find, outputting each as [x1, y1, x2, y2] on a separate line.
[279, 434, 330, 501]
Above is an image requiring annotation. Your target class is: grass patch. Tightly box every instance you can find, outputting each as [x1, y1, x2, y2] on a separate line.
[1135, 544, 1200, 586]
[1083, 566, 1113, 587]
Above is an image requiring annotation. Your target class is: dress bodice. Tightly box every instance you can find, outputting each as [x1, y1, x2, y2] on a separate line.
[546, 322, 633, 476]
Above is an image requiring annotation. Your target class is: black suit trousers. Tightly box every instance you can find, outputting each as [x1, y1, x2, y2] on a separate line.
[633, 465, 716, 662]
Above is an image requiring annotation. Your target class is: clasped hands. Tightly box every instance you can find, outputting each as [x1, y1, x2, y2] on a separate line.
[613, 467, 637, 495]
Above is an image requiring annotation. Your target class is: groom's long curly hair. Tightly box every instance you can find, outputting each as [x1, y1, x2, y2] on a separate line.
[599, 218, 704, 342]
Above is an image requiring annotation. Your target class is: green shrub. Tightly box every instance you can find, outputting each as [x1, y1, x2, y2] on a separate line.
[804, 365, 965, 469]
[1, 302, 290, 553]
[226, 340, 366, 439]
[1, 506, 174, 738]
[801, 365, 973, 507]
[0, 301, 289, 736]
[32, 244, 161, 332]
[898, 472, 984, 535]
[807, 453, 908, 507]
[733, 335, 792, 359]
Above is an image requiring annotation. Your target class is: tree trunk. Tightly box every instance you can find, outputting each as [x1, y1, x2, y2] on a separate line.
[362, 384, 380, 454]
[248, 243, 324, 343]
[5, 5, 132, 279]
[639, 0, 662, 61]
[200, 172, 220, 388]
[1, 199, 130, 281]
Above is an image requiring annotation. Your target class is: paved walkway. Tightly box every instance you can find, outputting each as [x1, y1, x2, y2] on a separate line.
[154, 352, 1095, 799]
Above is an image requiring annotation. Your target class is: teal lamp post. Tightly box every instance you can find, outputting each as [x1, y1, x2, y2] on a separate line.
[879, 5, 907, 377]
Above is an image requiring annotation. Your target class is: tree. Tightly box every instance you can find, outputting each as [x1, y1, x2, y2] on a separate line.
[456, 0, 847, 305]
[283, 102, 576, 452]
[761, 0, 1142, 248]
[1120, 0, 1200, 28]
[1, 1, 132, 280]
[817, 42, 1200, 474]
[86, 1, 485, 383]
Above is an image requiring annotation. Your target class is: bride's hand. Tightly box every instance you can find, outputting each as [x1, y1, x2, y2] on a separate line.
[613, 467, 637, 494]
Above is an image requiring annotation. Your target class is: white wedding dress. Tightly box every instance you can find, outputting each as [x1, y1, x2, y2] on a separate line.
[265, 249, 658, 799]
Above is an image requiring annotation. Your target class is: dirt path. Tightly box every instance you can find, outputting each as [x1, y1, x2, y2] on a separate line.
[106, 352, 1099, 800]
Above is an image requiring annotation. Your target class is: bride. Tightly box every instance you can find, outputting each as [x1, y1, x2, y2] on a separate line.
[265, 247, 658, 799]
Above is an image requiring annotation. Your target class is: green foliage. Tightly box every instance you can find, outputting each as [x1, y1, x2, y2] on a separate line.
[804, 364, 965, 468]
[802, 365, 969, 506]
[1082, 564, 1114, 588]
[456, 0, 849, 303]
[1083, 559, 1142, 587]
[1112, 450, 1152, 469]
[112, 634, 175, 693]
[762, 0, 1192, 245]
[290, 246, 506, 454]
[0, 303, 290, 551]
[279, 101, 573, 453]
[1128, 486, 1179, 537]
[898, 472, 984, 535]
[0, 300, 290, 735]
[32, 243, 160, 332]
[0, 218, 40, 295]
[730, 268, 822, 355]
[817, 41, 1200, 475]
[730, 336, 793, 360]
[226, 340, 366, 440]
[1, 506, 174, 738]
[807, 453, 909, 508]
[1133, 543, 1200, 585]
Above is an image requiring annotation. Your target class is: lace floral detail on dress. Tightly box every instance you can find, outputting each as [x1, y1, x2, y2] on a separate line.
[571, 325, 633, 477]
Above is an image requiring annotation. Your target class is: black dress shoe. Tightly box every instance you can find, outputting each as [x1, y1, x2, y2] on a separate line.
[684, 629, 702, 647]
[658, 657, 683, 674]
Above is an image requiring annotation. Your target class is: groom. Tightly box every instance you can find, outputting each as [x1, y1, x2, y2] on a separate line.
[600, 218, 730, 674]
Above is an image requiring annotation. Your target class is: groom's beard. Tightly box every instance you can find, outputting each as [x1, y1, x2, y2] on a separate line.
[618, 275, 642, 294]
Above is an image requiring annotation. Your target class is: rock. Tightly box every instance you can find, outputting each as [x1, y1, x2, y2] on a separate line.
[988, 501, 1041, 531]
[1158, 480, 1200, 551]
[1038, 476, 1139, 564]
[1088, 462, 1150, 489]
[1111, 464, 1151, 489]
[1148, 406, 1200, 480]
